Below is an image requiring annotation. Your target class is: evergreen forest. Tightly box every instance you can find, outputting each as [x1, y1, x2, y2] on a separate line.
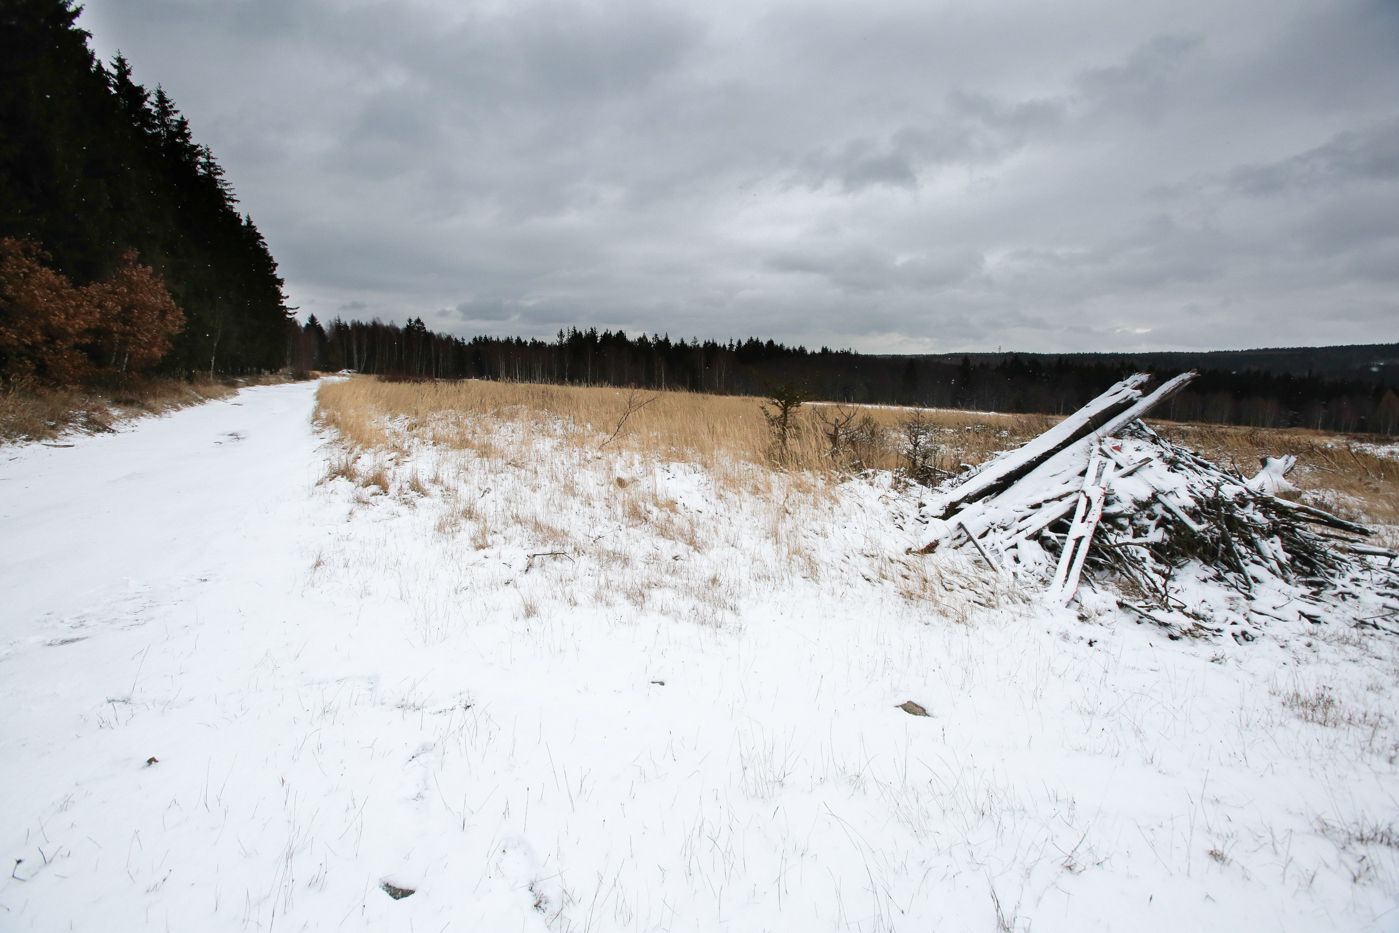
[0, 0, 290, 384]
[294, 319, 1399, 435]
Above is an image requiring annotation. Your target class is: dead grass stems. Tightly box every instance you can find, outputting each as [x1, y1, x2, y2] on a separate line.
[0, 373, 296, 445]
[1279, 684, 1389, 732]
[314, 377, 1394, 522]
[310, 376, 1395, 627]
[313, 376, 1054, 481]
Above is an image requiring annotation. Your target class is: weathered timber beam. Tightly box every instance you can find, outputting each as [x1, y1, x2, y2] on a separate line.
[933, 374, 1150, 518]
[1089, 371, 1197, 441]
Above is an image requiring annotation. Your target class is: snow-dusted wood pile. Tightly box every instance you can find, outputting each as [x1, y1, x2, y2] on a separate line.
[921, 373, 1399, 640]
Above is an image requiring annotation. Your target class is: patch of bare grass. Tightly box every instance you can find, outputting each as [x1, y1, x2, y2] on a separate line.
[313, 376, 1394, 534]
[313, 376, 1053, 482]
[1, 374, 293, 445]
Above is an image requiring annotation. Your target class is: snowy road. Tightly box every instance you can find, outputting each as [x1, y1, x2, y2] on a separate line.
[0, 382, 339, 929]
[2, 381, 324, 628]
[2, 381, 1397, 932]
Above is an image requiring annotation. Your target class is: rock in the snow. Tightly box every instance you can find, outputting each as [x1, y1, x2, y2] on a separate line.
[380, 879, 416, 900]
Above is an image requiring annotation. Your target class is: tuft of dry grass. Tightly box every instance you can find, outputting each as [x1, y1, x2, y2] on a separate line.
[0, 374, 295, 445]
[1318, 818, 1399, 850]
[320, 450, 358, 485]
[316, 446, 396, 497]
[358, 463, 391, 494]
[402, 471, 430, 499]
[1279, 685, 1388, 731]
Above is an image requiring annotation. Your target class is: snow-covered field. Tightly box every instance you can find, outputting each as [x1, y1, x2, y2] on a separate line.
[2, 379, 1397, 932]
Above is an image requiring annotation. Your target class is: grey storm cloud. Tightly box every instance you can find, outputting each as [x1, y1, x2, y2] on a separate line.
[1221, 119, 1399, 198]
[78, 0, 1399, 353]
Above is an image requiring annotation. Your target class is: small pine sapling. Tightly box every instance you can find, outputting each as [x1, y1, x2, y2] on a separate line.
[761, 384, 806, 465]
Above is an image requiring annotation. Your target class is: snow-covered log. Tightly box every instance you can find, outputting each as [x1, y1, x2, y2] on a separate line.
[932, 373, 1151, 517]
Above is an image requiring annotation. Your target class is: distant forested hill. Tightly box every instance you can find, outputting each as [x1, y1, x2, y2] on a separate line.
[928, 345, 1399, 386]
[292, 319, 1399, 435]
[0, 0, 290, 382]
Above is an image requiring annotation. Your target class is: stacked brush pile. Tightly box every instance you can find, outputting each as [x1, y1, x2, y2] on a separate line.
[919, 373, 1398, 641]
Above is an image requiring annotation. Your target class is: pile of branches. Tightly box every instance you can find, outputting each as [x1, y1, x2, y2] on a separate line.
[920, 373, 1398, 640]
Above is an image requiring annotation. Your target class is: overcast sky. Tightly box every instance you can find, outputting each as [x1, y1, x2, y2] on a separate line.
[79, 0, 1399, 353]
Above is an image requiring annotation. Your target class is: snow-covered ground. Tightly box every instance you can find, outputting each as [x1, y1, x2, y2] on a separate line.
[1355, 441, 1399, 463]
[2, 380, 1397, 932]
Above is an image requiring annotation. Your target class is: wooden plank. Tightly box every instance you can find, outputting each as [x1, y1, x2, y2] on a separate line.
[1100, 442, 1155, 478]
[1050, 450, 1113, 604]
[1009, 492, 1079, 543]
[1089, 371, 1197, 441]
[933, 374, 1149, 518]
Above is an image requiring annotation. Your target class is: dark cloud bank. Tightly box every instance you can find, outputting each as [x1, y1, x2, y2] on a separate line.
[80, 0, 1399, 352]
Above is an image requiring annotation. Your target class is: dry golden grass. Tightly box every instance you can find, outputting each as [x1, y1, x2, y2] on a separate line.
[314, 376, 1052, 479]
[0, 374, 291, 444]
[1278, 684, 1389, 731]
[310, 376, 1068, 628]
[315, 375, 1398, 527]
[1156, 422, 1399, 524]
[0, 385, 91, 440]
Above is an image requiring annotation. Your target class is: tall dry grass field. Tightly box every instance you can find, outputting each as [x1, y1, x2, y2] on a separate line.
[316, 375, 1397, 525]
[314, 377, 1052, 478]
[309, 374, 1397, 641]
[311, 375, 1028, 632]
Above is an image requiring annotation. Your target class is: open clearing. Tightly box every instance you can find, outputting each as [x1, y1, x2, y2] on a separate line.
[2, 378, 1397, 931]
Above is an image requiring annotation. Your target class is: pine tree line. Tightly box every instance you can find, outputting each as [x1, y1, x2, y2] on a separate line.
[0, 0, 290, 384]
[294, 318, 1399, 435]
